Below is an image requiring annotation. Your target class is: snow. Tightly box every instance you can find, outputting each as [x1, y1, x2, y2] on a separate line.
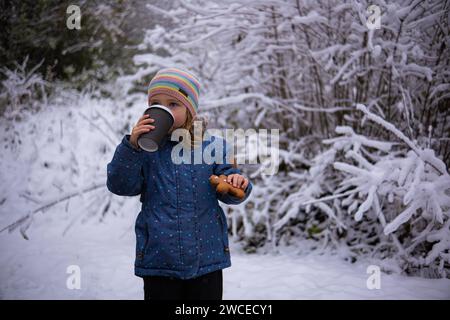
[292, 10, 327, 25]
[1, 0, 449, 299]
[1, 216, 449, 300]
[228, 249, 450, 300]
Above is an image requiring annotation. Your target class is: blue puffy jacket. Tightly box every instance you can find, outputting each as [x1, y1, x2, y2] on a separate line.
[106, 133, 252, 279]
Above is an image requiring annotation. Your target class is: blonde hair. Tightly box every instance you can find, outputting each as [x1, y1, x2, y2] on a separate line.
[179, 112, 237, 168]
[178, 111, 208, 149]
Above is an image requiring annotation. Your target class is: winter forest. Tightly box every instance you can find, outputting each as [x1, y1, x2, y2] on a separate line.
[0, 0, 449, 299]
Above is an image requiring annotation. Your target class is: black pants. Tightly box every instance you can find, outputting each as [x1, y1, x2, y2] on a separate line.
[143, 269, 223, 300]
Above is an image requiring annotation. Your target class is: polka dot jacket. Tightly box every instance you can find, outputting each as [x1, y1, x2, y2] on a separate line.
[106, 134, 253, 279]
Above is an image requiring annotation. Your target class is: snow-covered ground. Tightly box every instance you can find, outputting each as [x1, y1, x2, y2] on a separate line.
[1, 213, 449, 300]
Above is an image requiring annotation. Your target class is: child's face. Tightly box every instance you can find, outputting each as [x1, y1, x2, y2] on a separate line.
[149, 94, 187, 133]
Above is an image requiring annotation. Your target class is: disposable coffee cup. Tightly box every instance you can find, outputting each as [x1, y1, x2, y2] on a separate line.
[137, 105, 175, 152]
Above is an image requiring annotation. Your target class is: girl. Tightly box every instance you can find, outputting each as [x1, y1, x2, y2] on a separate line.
[106, 67, 253, 300]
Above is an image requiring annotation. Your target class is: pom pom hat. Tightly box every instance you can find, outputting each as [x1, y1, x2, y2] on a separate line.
[148, 67, 201, 117]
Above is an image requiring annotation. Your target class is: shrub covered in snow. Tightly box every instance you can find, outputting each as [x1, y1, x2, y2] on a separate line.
[0, 57, 49, 118]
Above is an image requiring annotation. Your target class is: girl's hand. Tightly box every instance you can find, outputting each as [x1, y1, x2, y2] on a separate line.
[130, 114, 155, 149]
[226, 174, 249, 190]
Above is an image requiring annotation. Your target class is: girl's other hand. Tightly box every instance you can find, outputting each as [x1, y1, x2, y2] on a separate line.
[226, 174, 249, 190]
[130, 114, 155, 149]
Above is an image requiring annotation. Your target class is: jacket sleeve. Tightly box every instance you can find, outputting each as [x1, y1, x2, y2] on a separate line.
[213, 138, 253, 205]
[106, 134, 144, 197]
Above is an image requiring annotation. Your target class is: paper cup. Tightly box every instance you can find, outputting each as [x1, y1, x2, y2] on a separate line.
[137, 105, 175, 152]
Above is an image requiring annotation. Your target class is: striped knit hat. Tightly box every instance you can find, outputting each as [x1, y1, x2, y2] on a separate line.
[147, 67, 201, 117]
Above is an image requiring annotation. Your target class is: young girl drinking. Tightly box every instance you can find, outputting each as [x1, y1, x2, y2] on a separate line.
[106, 67, 253, 300]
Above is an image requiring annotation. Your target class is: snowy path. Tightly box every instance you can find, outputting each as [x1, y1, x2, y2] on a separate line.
[1, 214, 449, 300]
